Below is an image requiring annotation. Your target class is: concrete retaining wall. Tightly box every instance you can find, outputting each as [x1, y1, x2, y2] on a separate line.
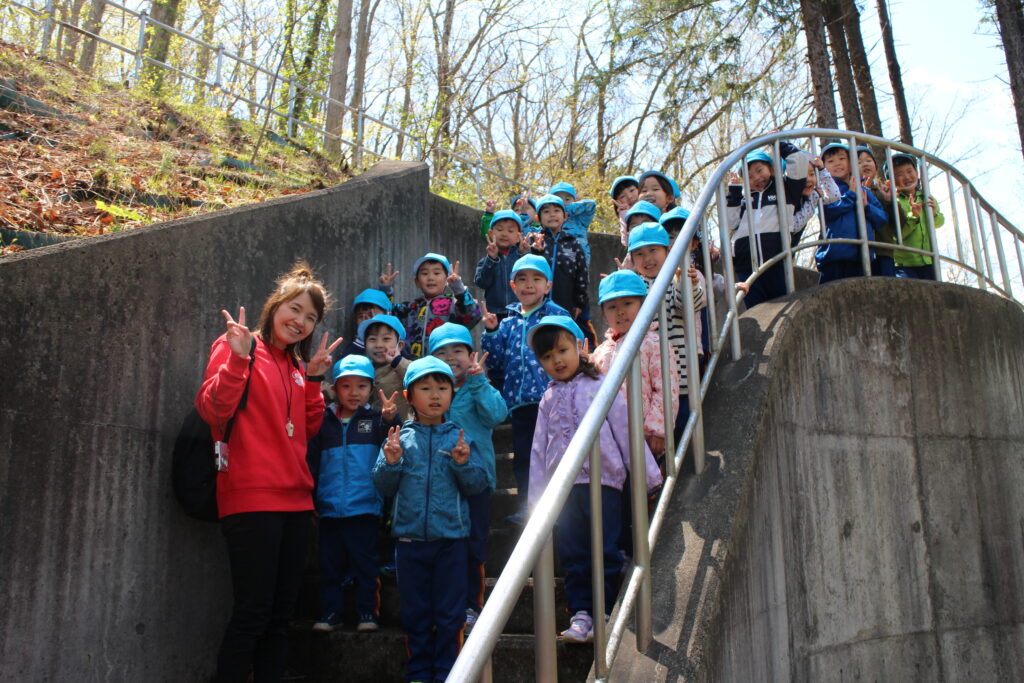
[0, 160, 620, 681]
[607, 278, 1024, 681]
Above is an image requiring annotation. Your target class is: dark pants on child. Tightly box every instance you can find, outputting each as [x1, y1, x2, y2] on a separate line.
[556, 484, 622, 615]
[735, 259, 787, 309]
[487, 312, 511, 390]
[396, 537, 467, 682]
[466, 488, 491, 612]
[818, 259, 868, 284]
[318, 514, 381, 620]
[872, 255, 896, 277]
[896, 264, 937, 280]
[217, 511, 313, 683]
[510, 404, 539, 501]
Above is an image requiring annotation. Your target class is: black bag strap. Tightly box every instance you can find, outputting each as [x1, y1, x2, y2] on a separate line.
[222, 338, 258, 443]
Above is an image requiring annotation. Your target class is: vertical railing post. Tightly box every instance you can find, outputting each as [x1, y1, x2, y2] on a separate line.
[286, 78, 296, 139]
[533, 535, 557, 683]
[973, 193, 996, 289]
[962, 189, 987, 290]
[808, 135, 828, 243]
[682, 261, 705, 475]
[919, 157, 942, 282]
[699, 217, 719, 354]
[945, 173, 965, 266]
[480, 657, 493, 683]
[589, 440, 608, 680]
[354, 107, 365, 167]
[716, 181, 742, 360]
[40, 0, 56, 56]
[847, 134, 872, 276]
[884, 146, 904, 247]
[133, 11, 148, 87]
[771, 138, 796, 293]
[1015, 236, 1024, 296]
[627, 357, 652, 653]
[657, 300, 676, 478]
[739, 159, 759, 276]
[989, 211, 1012, 296]
[213, 44, 224, 89]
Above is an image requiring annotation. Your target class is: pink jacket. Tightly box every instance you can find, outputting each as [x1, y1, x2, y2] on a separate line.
[528, 373, 662, 508]
[591, 324, 679, 442]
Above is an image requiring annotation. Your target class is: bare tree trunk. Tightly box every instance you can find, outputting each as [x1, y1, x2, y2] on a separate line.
[822, 0, 862, 132]
[349, 0, 380, 128]
[799, 0, 838, 128]
[291, 0, 331, 125]
[876, 0, 912, 144]
[430, 0, 457, 176]
[193, 0, 222, 100]
[994, 0, 1024, 157]
[143, 0, 185, 93]
[839, 0, 883, 137]
[78, 0, 106, 73]
[61, 0, 88, 62]
[324, 0, 353, 158]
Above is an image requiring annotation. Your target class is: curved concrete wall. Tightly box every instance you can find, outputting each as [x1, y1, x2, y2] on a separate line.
[0, 160, 621, 681]
[607, 278, 1024, 681]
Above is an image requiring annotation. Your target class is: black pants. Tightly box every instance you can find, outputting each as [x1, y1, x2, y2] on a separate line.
[217, 510, 313, 683]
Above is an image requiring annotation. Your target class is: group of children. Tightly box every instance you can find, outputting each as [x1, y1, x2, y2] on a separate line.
[304, 146, 945, 680]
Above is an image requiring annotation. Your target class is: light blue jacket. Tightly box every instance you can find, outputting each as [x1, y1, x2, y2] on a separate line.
[563, 199, 597, 264]
[481, 300, 568, 410]
[372, 420, 488, 541]
[447, 373, 508, 489]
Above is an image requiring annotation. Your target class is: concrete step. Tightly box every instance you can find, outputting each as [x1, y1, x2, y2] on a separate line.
[494, 451, 518, 490]
[289, 622, 595, 682]
[492, 422, 513, 455]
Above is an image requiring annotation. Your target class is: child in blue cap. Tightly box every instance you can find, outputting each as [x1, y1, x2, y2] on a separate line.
[481, 253, 568, 523]
[528, 194, 593, 346]
[373, 356, 487, 683]
[428, 323, 508, 633]
[725, 142, 810, 308]
[627, 222, 706, 444]
[339, 288, 392, 358]
[474, 209, 530, 326]
[550, 181, 597, 266]
[479, 194, 540, 239]
[308, 355, 400, 634]
[378, 252, 482, 359]
[358, 314, 412, 420]
[526, 316, 662, 644]
[610, 175, 640, 246]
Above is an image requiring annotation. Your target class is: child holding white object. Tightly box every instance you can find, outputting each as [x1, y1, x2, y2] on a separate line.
[527, 316, 662, 644]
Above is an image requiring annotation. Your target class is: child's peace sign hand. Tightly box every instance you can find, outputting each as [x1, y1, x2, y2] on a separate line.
[222, 307, 253, 359]
[307, 332, 344, 377]
[911, 200, 923, 218]
[447, 261, 462, 285]
[580, 338, 591, 360]
[379, 390, 399, 422]
[518, 233, 530, 253]
[729, 172, 742, 185]
[379, 263, 400, 286]
[383, 426, 403, 464]
[529, 232, 545, 252]
[468, 351, 489, 376]
[480, 302, 499, 331]
[451, 429, 470, 465]
[613, 197, 630, 213]
[484, 197, 497, 213]
[486, 231, 499, 259]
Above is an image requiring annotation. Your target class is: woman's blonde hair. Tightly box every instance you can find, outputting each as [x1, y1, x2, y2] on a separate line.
[257, 261, 333, 361]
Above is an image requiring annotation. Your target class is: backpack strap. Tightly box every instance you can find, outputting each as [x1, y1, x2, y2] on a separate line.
[223, 338, 258, 443]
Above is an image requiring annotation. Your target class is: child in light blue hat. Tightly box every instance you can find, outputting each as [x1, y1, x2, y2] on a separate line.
[549, 181, 597, 266]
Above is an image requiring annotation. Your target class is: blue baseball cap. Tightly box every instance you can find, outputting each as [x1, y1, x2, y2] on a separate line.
[352, 288, 392, 313]
[625, 200, 662, 223]
[527, 315, 585, 349]
[609, 175, 639, 199]
[668, 177, 681, 199]
[357, 314, 406, 343]
[412, 252, 451, 276]
[511, 194, 539, 212]
[856, 145, 875, 159]
[428, 322, 473, 356]
[638, 170, 675, 194]
[549, 182, 576, 198]
[535, 194, 566, 213]
[510, 254, 552, 281]
[745, 150, 774, 166]
[403, 355, 455, 390]
[659, 206, 690, 229]
[490, 209, 524, 230]
[819, 143, 848, 160]
[628, 222, 670, 252]
[598, 270, 648, 304]
[331, 355, 375, 384]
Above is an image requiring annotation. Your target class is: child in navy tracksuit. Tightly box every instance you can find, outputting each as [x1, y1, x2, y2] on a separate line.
[372, 356, 488, 683]
[308, 355, 399, 633]
[474, 209, 529, 325]
[481, 254, 568, 521]
[428, 323, 508, 631]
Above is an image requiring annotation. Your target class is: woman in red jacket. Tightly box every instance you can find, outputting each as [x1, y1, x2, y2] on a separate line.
[196, 262, 340, 683]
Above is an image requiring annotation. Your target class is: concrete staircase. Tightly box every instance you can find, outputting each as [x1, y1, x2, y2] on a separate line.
[288, 423, 595, 682]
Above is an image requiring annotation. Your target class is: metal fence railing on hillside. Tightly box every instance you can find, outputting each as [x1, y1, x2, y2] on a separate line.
[1, 0, 527, 200]
[450, 129, 1023, 682]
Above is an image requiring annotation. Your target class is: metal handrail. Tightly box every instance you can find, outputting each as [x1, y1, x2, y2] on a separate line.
[3, 0, 527, 197]
[450, 129, 1022, 682]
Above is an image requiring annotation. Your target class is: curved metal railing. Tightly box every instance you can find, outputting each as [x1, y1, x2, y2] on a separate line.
[450, 129, 1023, 682]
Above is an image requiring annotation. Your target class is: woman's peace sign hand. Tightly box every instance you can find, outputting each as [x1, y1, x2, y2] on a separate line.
[307, 332, 344, 377]
[383, 426, 403, 464]
[222, 307, 253, 359]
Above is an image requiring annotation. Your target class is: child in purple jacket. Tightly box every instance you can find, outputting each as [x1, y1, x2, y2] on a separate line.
[526, 316, 662, 644]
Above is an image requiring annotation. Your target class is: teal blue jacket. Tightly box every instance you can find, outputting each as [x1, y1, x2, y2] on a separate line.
[447, 373, 508, 489]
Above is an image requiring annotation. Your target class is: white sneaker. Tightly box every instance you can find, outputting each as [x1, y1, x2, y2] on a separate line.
[464, 608, 480, 635]
[560, 611, 593, 643]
